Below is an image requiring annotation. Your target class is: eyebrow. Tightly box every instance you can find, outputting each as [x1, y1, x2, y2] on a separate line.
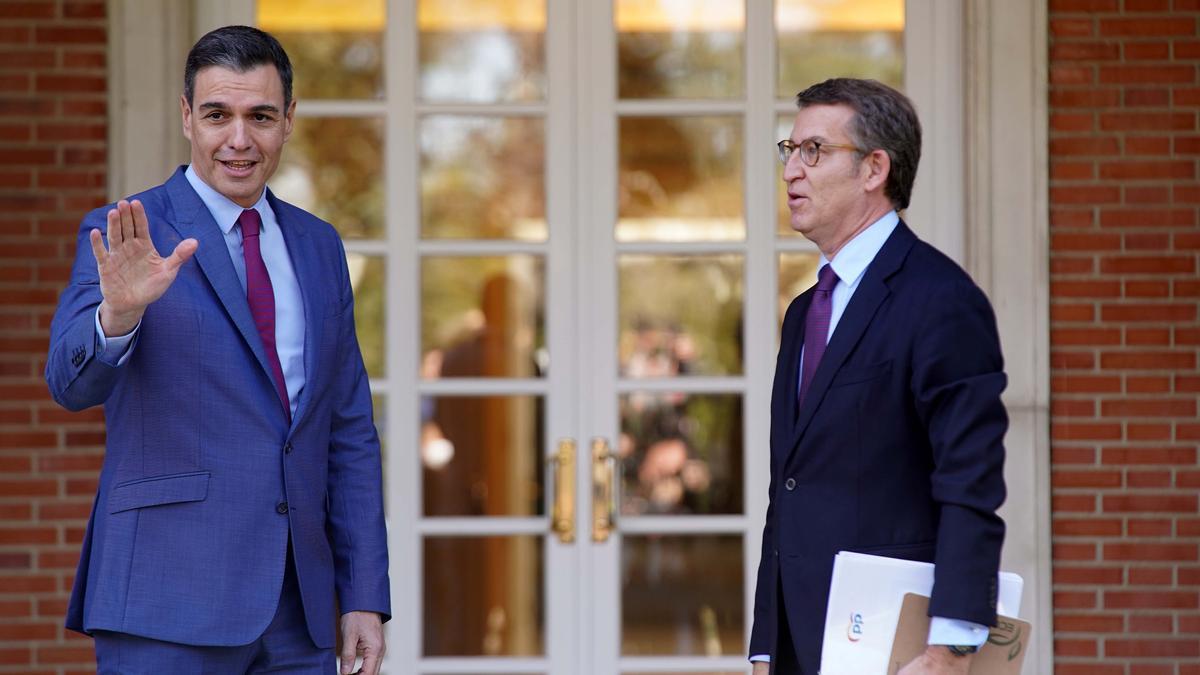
[197, 102, 281, 115]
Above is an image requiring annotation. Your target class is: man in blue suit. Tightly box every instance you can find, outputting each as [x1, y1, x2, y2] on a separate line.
[45, 26, 389, 674]
[749, 79, 1007, 675]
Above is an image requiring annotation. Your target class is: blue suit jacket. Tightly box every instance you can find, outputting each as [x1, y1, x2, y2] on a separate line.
[45, 168, 390, 648]
[749, 222, 1007, 672]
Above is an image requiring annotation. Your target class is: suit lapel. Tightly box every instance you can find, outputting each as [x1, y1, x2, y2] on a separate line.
[269, 191, 319, 427]
[786, 222, 917, 458]
[164, 169, 275, 385]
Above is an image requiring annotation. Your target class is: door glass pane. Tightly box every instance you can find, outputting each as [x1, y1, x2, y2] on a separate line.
[618, 116, 743, 242]
[422, 395, 544, 516]
[776, 114, 796, 237]
[348, 254, 385, 377]
[422, 256, 546, 379]
[420, 116, 546, 240]
[619, 255, 743, 377]
[418, 0, 546, 103]
[616, 0, 744, 99]
[275, 116, 384, 240]
[424, 535, 544, 656]
[621, 534, 743, 655]
[258, 0, 384, 100]
[775, 0, 904, 97]
[778, 252, 820, 334]
[619, 393, 742, 515]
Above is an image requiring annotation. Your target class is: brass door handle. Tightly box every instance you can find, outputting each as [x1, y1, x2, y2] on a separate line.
[591, 437, 617, 542]
[548, 438, 576, 543]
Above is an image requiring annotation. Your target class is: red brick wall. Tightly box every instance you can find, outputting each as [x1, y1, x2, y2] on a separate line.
[0, 1, 106, 673]
[1050, 0, 1200, 672]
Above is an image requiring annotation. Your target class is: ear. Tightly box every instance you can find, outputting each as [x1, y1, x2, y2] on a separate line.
[180, 94, 193, 142]
[282, 98, 297, 143]
[861, 148, 890, 194]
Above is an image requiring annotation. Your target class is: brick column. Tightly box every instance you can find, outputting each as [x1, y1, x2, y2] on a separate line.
[1050, 0, 1200, 671]
[0, 1, 106, 673]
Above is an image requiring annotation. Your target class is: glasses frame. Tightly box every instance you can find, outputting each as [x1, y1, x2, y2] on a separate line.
[777, 138, 863, 167]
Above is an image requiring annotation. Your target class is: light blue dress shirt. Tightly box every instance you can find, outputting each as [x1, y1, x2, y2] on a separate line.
[96, 166, 306, 419]
[751, 211, 987, 664]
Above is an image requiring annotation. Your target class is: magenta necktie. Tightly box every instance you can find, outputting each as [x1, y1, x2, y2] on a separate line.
[239, 208, 291, 422]
[798, 264, 839, 408]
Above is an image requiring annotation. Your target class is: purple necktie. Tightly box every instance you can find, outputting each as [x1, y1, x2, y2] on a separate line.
[239, 208, 290, 422]
[799, 264, 839, 408]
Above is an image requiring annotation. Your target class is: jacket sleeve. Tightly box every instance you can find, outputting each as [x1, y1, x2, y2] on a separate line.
[324, 234, 392, 622]
[45, 208, 125, 411]
[911, 279, 1008, 627]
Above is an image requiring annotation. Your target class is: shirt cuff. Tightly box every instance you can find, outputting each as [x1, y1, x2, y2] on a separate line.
[95, 308, 139, 366]
[927, 615, 989, 647]
[750, 654, 770, 662]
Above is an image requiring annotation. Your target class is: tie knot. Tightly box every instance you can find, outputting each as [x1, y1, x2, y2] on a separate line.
[816, 264, 838, 292]
[238, 209, 262, 238]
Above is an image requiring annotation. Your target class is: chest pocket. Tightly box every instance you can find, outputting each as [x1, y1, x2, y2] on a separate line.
[830, 360, 892, 388]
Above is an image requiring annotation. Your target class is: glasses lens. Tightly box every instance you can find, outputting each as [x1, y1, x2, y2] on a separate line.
[800, 139, 819, 166]
[778, 141, 790, 165]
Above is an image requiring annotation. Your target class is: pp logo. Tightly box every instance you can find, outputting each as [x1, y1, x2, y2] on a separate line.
[846, 612, 864, 642]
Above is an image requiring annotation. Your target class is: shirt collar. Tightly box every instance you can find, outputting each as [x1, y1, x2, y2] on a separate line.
[820, 210, 900, 288]
[184, 165, 270, 235]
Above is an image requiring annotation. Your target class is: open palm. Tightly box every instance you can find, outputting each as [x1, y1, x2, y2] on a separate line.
[91, 199, 197, 335]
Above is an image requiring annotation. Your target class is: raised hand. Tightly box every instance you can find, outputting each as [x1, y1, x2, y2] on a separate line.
[91, 199, 197, 336]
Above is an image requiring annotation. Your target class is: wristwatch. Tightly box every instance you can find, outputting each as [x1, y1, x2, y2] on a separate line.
[945, 644, 980, 656]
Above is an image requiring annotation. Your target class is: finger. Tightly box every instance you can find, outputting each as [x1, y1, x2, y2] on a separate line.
[117, 200, 135, 244]
[165, 238, 199, 272]
[361, 651, 380, 675]
[106, 206, 121, 249]
[89, 228, 107, 266]
[339, 635, 358, 674]
[131, 199, 150, 240]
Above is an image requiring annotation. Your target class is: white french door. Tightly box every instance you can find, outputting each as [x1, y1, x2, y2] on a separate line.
[248, 1, 939, 673]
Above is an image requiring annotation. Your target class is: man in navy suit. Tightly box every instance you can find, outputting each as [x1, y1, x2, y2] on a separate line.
[749, 79, 1007, 675]
[46, 26, 389, 674]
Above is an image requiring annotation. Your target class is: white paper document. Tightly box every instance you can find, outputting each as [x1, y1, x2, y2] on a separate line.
[818, 551, 1024, 675]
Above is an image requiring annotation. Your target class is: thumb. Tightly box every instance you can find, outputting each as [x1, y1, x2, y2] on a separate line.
[166, 238, 198, 271]
[340, 633, 358, 674]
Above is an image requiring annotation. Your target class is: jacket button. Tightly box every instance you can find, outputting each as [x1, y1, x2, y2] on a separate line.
[784, 477, 797, 491]
[284, 442, 293, 454]
[276, 501, 289, 514]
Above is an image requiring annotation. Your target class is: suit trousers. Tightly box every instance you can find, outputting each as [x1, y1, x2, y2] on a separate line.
[93, 544, 335, 674]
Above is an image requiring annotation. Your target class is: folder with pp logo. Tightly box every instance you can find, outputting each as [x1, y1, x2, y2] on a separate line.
[819, 551, 1025, 675]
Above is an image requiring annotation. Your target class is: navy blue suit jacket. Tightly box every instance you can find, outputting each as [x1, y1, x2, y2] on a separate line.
[749, 222, 1007, 672]
[45, 168, 390, 648]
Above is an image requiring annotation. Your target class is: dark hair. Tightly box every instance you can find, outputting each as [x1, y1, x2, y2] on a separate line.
[795, 78, 921, 210]
[184, 25, 293, 109]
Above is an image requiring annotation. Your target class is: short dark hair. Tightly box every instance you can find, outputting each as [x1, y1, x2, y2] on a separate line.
[184, 25, 293, 109]
[795, 78, 921, 210]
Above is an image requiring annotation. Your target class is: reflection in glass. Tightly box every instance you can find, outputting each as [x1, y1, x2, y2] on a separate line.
[619, 393, 742, 516]
[616, 0, 744, 99]
[422, 256, 546, 379]
[418, 0, 546, 102]
[778, 252, 821, 334]
[422, 395, 544, 517]
[619, 255, 742, 377]
[618, 116, 743, 242]
[622, 535, 743, 655]
[420, 116, 546, 240]
[776, 0, 904, 97]
[273, 117, 384, 240]
[258, 0, 385, 100]
[348, 254, 385, 377]
[424, 535, 544, 656]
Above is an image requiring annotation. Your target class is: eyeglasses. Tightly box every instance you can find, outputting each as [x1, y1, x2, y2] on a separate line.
[777, 138, 863, 167]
